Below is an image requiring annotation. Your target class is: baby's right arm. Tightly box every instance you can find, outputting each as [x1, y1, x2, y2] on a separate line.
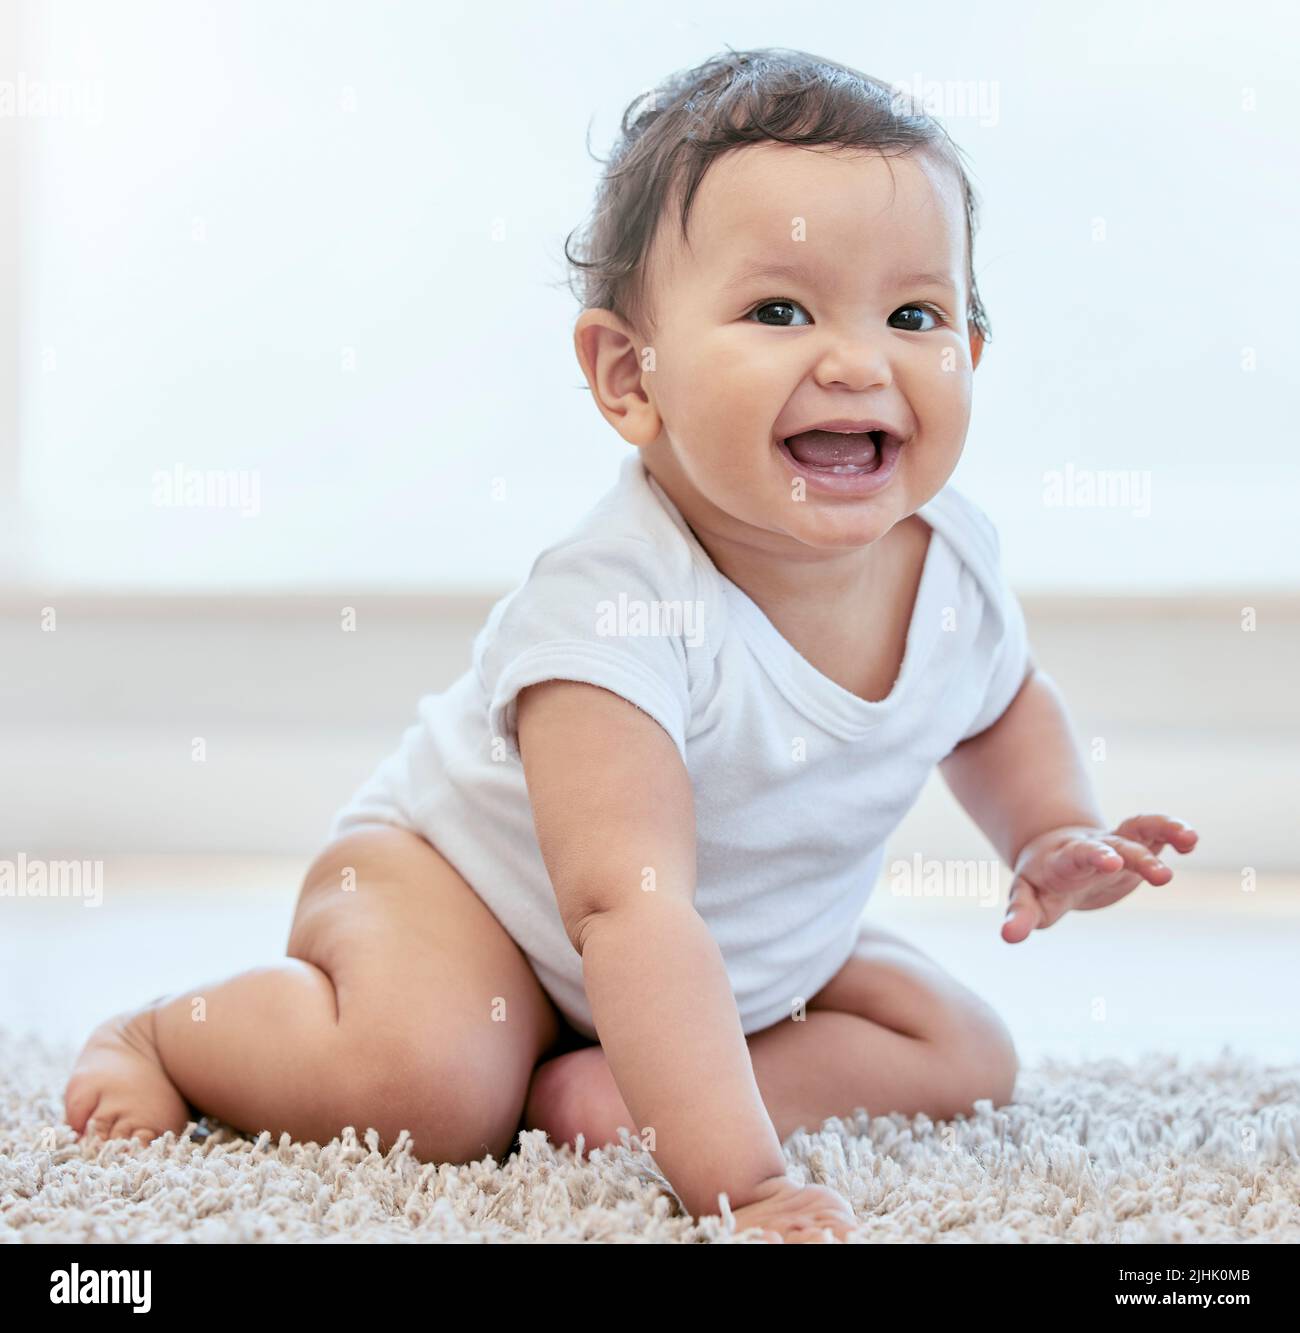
[516, 678, 788, 1220]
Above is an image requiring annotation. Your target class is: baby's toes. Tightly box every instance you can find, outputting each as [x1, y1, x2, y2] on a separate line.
[104, 1114, 134, 1143]
[79, 1101, 141, 1145]
[63, 1076, 102, 1136]
[119, 1123, 161, 1147]
[82, 1111, 114, 1142]
[97, 1112, 148, 1145]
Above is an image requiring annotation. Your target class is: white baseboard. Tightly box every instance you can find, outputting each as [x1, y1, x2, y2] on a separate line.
[2, 591, 1296, 868]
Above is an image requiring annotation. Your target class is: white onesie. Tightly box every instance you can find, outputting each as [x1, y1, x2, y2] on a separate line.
[328, 450, 1031, 1039]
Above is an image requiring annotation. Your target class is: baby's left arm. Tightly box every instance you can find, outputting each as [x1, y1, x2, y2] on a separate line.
[938, 663, 1199, 944]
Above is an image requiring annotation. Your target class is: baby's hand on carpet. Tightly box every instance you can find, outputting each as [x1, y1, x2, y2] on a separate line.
[722, 1175, 857, 1243]
[1001, 814, 1199, 943]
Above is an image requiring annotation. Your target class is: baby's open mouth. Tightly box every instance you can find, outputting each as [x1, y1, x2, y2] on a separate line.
[780, 428, 891, 474]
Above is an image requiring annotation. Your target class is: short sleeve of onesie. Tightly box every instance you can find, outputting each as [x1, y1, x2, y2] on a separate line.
[475, 536, 696, 765]
[957, 507, 1032, 743]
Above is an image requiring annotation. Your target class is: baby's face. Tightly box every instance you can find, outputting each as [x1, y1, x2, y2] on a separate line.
[632, 142, 981, 553]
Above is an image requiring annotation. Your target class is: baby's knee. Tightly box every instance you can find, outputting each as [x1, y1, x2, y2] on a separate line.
[943, 1000, 1018, 1110]
[337, 1027, 523, 1164]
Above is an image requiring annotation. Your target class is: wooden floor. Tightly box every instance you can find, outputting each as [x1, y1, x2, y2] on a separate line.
[4, 856, 1297, 1067]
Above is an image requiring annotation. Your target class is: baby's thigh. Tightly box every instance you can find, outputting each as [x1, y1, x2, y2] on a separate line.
[809, 921, 1015, 1062]
[288, 824, 564, 1146]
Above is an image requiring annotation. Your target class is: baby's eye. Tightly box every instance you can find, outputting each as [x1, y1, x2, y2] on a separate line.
[746, 299, 813, 327]
[889, 304, 945, 332]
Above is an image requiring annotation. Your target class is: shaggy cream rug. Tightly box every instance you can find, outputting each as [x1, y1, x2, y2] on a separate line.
[2, 1029, 1297, 1243]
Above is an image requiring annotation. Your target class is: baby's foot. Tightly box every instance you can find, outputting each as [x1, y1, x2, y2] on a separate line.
[64, 1003, 192, 1147]
[523, 1044, 637, 1152]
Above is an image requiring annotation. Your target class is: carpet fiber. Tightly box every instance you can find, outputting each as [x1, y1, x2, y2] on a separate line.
[2, 1030, 1297, 1243]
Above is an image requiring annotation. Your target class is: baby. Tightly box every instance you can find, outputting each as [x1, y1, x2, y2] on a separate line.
[64, 48, 1198, 1243]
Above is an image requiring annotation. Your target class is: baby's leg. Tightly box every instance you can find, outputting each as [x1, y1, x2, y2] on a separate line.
[65, 826, 563, 1162]
[528, 923, 1018, 1149]
[745, 924, 1020, 1131]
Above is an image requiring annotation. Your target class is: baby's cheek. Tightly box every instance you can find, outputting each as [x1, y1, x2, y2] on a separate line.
[682, 369, 775, 458]
[915, 400, 967, 448]
[915, 367, 973, 447]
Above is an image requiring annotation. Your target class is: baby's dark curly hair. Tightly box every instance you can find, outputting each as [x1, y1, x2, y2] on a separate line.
[563, 46, 992, 345]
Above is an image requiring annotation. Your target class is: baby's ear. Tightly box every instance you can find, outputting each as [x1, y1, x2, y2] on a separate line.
[969, 328, 985, 370]
[573, 308, 661, 447]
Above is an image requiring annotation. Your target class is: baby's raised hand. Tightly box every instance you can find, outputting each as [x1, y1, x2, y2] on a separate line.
[1001, 815, 1198, 943]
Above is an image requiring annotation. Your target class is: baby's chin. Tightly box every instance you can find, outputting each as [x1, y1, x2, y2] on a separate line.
[704, 480, 912, 552]
[745, 448, 927, 547]
[770, 501, 910, 551]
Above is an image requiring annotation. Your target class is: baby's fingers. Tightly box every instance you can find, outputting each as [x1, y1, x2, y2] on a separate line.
[1044, 837, 1125, 881]
[1114, 814, 1199, 857]
[1099, 833, 1174, 885]
[785, 1226, 841, 1244]
[1002, 876, 1044, 943]
[785, 1214, 853, 1243]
